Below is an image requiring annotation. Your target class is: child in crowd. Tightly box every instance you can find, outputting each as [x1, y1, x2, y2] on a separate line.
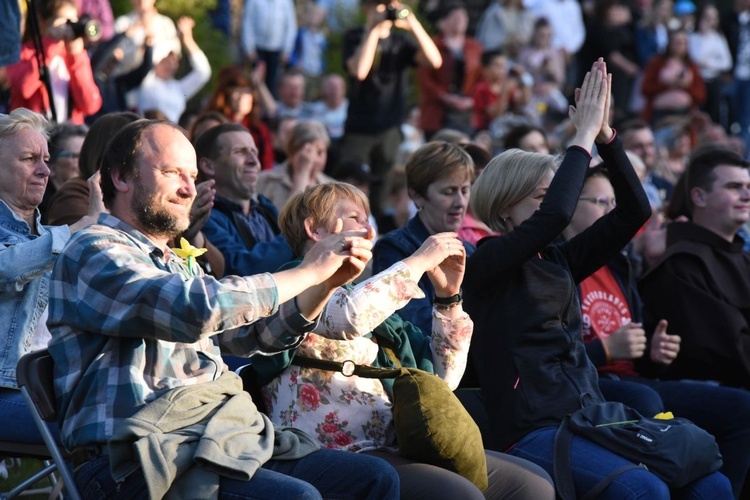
[472, 50, 515, 132]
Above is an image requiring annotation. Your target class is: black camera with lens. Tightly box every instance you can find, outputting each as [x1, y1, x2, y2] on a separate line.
[67, 15, 102, 43]
[385, 4, 409, 21]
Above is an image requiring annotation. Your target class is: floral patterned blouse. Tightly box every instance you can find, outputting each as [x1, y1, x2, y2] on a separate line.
[261, 262, 473, 452]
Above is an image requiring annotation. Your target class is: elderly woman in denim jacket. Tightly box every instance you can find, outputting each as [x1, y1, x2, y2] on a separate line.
[0, 108, 98, 443]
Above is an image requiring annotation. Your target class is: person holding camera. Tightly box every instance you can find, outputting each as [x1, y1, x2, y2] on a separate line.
[7, 0, 101, 124]
[337, 0, 441, 216]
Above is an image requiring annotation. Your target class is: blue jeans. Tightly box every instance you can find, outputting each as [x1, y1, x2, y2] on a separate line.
[0, 388, 60, 444]
[508, 427, 732, 500]
[73, 449, 399, 499]
[599, 377, 750, 498]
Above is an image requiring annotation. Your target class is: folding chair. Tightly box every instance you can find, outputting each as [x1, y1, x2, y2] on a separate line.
[0, 441, 61, 499]
[14, 350, 80, 500]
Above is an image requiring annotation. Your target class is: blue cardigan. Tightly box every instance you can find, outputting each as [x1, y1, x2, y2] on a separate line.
[372, 215, 475, 336]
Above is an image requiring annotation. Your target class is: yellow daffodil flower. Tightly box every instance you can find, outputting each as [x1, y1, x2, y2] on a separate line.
[171, 238, 208, 278]
[172, 237, 208, 260]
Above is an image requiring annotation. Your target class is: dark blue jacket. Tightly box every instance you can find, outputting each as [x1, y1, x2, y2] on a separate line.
[372, 215, 475, 336]
[203, 195, 294, 276]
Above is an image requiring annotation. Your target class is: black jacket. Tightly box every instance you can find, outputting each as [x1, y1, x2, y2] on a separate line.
[640, 222, 750, 388]
[464, 136, 652, 451]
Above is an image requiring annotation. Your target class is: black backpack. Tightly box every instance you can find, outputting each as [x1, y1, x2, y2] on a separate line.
[553, 401, 723, 499]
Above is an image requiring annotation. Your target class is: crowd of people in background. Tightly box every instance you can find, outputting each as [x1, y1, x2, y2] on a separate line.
[2, 0, 750, 498]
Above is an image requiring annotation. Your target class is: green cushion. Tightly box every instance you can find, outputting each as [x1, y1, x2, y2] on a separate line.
[392, 368, 488, 491]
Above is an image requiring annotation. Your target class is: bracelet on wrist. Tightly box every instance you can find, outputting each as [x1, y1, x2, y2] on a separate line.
[433, 291, 462, 306]
[434, 300, 462, 311]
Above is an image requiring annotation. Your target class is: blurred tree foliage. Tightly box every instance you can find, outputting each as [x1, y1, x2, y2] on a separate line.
[111, 0, 234, 115]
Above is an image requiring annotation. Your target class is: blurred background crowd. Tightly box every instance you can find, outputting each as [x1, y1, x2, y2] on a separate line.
[2, 0, 749, 225]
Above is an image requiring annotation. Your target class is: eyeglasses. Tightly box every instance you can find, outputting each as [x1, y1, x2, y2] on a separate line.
[53, 151, 80, 160]
[579, 196, 616, 208]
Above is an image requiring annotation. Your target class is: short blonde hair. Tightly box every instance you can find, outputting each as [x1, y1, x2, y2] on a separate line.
[286, 120, 330, 157]
[406, 141, 475, 199]
[0, 108, 49, 143]
[471, 149, 560, 232]
[278, 182, 370, 257]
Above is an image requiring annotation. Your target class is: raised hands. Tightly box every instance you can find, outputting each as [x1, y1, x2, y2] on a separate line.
[183, 179, 216, 242]
[402, 233, 466, 297]
[570, 58, 613, 150]
[426, 248, 466, 298]
[176, 17, 196, 42]
[69, 171, 106, 234]
[300, 218, 376, 289]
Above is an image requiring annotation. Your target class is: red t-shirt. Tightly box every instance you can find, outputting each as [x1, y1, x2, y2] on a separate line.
[472, 81, 499, 131]
[580, 266, 639, 377]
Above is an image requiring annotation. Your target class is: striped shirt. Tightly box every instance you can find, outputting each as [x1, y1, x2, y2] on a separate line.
[48, 214, 315, 450]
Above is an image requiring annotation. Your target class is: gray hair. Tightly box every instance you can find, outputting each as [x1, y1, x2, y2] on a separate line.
[0, 108, 49, 143]
[286, 120, 330, 157]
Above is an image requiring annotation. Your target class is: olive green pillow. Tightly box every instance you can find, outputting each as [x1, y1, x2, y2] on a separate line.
[392, 367, 488, 491]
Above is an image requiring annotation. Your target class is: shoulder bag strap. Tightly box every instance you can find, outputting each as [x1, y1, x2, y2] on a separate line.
[291, 355, 402, 379]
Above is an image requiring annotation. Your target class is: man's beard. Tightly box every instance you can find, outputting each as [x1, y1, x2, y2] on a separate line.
[131, 182, 191, 239]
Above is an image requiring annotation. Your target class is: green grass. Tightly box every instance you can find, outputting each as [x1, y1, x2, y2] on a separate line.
[0, 459, 56, 499]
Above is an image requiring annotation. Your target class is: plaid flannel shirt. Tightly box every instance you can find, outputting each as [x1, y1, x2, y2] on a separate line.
[48, 214, 315, 450]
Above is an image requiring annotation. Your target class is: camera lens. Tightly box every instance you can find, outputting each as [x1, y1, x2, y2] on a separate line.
[67, 15, 102, 43]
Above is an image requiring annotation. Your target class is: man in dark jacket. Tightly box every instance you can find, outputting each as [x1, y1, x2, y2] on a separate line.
[196, 123, 294, 276]
[640, 145, 750, 389]
[338, 0, 441, 214]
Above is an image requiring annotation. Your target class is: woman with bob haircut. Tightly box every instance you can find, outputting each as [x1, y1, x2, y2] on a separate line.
[249, 182, 555, 500]
[464, 59, 731, 497]
[256, 120, 334, 211]
[372, 141, 475, 335]
[203, 65, 276, 169]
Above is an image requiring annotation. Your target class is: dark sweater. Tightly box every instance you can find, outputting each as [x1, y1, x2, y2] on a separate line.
[640, 221, 750, 388]
[464, 135, 651, 451]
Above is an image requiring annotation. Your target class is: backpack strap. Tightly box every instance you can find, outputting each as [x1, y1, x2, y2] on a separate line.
[580, 464, 643, 500]
[554, 416, 645, 500]
[554, 416, 577, 500]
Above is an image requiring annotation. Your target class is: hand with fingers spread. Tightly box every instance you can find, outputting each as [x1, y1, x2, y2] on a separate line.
[569, 58, 610, 151]
[649, 320, 681, 365]
[602, 322, 648, 361]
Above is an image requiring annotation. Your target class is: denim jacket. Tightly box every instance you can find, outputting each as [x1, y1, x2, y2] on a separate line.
[0, 199, 70, 388]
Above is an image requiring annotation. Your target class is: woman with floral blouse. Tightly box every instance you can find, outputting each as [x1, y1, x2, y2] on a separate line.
[249, 183, 554, 500]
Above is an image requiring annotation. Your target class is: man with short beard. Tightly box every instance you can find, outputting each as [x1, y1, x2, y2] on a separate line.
[46, 119, 399, 498]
